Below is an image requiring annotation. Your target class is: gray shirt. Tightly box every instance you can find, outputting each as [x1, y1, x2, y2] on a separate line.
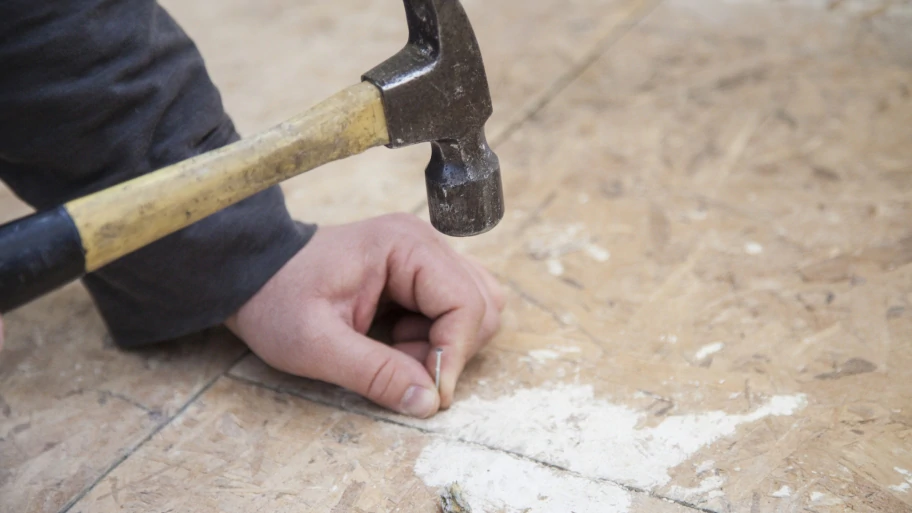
[0, 0, 316, 346]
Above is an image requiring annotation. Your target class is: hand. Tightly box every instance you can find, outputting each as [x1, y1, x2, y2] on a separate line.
[225, 213, 505, 418]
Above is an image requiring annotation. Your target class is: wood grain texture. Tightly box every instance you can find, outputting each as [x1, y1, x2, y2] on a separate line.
[2, 0, 911, 512]
[69, 377, 693, 513]
[66, 82, 388, 270]
[0, 286, 247, 513]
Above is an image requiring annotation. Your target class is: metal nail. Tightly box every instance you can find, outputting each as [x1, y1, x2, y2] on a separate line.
[435, 348, 443, 390]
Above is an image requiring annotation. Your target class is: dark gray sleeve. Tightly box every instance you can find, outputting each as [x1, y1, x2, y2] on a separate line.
[0, 0, 315, 346]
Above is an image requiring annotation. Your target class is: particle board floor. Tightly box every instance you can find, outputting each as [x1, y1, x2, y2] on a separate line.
[1, 0, 911, 512]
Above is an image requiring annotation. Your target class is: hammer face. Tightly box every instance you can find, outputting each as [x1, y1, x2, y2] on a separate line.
[426, 132, 504, 237]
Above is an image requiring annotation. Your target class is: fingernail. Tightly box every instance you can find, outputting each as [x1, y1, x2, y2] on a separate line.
[400, 386, 437, 418]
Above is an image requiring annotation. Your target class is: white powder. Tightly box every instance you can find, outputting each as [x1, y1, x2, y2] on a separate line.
[546, 259, 564, 276]
[745, 242, 764, 255]
[890, 482, 910, 493]
[585, 244, 611, 262]
[808, 491, 844, 506]
[669, 475, 726, 502]
[695, 342, 725, 360]
[771, 485, 791, 498]
[415, 440, 632, 513]
[695, 460, 716, 474]
[527, 350, 561, 363]
[524, 222, 611, 264]
[525, 346, 582, 364]
[526, 223, 587, 260]
[414, 384, 807, 493]
[891, 467, 912, 493]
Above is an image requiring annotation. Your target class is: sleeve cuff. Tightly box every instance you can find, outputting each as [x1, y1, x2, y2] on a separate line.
[82, 187, 316, 347]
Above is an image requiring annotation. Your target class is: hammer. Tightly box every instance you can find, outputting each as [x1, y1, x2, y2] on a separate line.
[0, 0, 503, 314]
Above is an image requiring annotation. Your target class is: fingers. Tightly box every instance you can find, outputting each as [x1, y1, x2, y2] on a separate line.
[310, 314, 440, 418]
[391, 341, 431, 362]
[384, 242, 484, 408]
[391, 315, 432, 343]
[457, 258, 504, 344]
[383, 223, 508, 409]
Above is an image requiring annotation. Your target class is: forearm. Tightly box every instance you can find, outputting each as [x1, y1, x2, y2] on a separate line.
[0, 0, 313, 346]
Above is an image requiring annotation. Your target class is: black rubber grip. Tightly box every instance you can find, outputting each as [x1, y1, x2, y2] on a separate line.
[0, 206, 86, 313]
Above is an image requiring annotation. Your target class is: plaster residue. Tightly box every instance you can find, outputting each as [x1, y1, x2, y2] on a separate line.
[414, 384, 807, 496]
[415, 440, 632, 513]
[771, 485, 792, 498]
[891, 467, 912, 493]
[668, 475, 726, 502]
[526, 223, 588, 260]
[585, 243, 611, 262]
[745, 242, 764, 255]
[525, 346, 582, 364]
[890, 482, 910, 493]
[695, 342, 725, 360]
[546, 259, 564, 276]
[525, 223, 610, 264]
[809, 491, 844, 506]
[695, 460, 716, 474]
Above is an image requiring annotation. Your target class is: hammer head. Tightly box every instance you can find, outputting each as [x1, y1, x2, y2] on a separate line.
[363, 0, 504, 237]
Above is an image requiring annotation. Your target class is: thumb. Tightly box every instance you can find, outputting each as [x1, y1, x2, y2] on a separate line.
[312, 319, 440, 419]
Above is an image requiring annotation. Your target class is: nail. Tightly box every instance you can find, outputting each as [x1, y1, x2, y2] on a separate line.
[435, 348, 443, 390]
[401, 386, 437, 418]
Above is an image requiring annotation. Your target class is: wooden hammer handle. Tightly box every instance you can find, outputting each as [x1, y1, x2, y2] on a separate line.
[0, 82, 389, 313]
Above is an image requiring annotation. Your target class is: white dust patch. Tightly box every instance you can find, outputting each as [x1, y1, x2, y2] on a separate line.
[695, 460, 715, 474]
[891, 467, 912, 493]
[669, 475, 726, 502]
[809, 491, 843, 506]
[660, 334, 679, 344]
[585, 244, 611, 262]
[524, 346, 583, 364]
[415, 384, 807, 492]
[546, 259, 564, 276]
[890, 482, 910, 493]
[695, 342, 725, 360]
[526, 223, 610, 263]
[526, 223, 588, 260]
[527, 349, 561, 362]
[771, 485, 791, 498]
[745, 242, 764, 255]
[415, 440, 632, 513]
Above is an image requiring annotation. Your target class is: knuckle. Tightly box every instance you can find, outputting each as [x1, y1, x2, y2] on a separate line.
[482, 308, 502, 341]
[492, 283, 508, 310]
[467, 288, 487, 324]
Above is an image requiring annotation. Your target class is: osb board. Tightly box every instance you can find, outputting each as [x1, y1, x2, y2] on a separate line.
[70, 377, 693, 513]
[0, 1, 660, 512]
[0, 286, 247, 513]
[2, 1, 912, 513]
[226, 1, 912, 511]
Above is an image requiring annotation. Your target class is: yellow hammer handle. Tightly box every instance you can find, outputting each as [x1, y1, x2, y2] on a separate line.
[65, 82, 389, 271]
